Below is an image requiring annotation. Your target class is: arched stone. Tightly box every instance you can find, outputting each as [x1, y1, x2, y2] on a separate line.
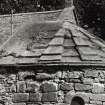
[64, 91, 91, 104]
[71, 96, 85, 105]
[64, 90, 76, 104]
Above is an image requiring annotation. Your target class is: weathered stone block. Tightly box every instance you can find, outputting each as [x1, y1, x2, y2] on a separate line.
[27, 104, 38, 105]
[83, 78, 93, 85]
[99, 78, 105, 82]
[99, 71, 105, 79]
[67, 71, 82, 79]
[75, 83, 92, 91]
[92, 83, 104, 93]
[18, 72, 35, 80]
[41, 92, 58, 102]
[13, 103, 26, 105]
[53, 78, 60, 83]
[17, 81, 26, 92]
[85, 104, 95, 105]
[12, 93, 29, 102]
[41, 82, 58, 92]
[0, 74, 6, 79]
[62, 71, 68, 78]
[29, 93, 41, 102]
[9, 74, 16, 81]
[67, 79, 81, 83]
[94, 78, 99, 83]
[0, 79, 5, 84]
[5, 84, 16, 93]
[7, 79, 14, 84]
[60, 82, 73, 91]
[90, 101, 102, 105]
[55, 71, 62, 78]
[55, 103, 69, 105]
[42, 104, 53, 105]
[84, 70, 98, 78]
[57, 91, 64, 103]
[36, 73, 52, 80]
[0, 84, 5, 94]
[64, 90, 75, 103]
[90, 94, 105, 101]
[10, 84, 16, 92]
[27, 82, 40, 92]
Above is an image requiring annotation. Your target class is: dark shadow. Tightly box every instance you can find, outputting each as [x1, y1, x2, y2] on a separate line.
[0, 100, 5, 105]
[0, 0, 66, 14]
[71, 96, 85, 105]
[73, 0, 105, 40]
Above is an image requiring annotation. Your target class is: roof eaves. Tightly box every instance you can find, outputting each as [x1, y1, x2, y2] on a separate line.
[1, 62, 105, 68]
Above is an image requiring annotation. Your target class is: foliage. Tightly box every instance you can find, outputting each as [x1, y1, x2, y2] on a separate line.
[0, 0, 65, 15]
[74, 0, 105, 38]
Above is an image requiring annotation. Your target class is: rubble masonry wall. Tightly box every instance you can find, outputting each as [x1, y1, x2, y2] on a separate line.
[0, 67, 105, 105]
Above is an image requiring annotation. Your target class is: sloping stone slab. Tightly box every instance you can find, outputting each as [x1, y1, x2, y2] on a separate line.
[62, 48, 78, 57]
[43, 46, 63, 55]
[49, 37, 64, 46]
[62, 56, 81, 63]
[40, 55, 61, 61]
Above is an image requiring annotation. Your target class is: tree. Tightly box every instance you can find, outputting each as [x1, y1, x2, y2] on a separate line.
[74, 0, 105, 39]
[0, 0, 65, 14]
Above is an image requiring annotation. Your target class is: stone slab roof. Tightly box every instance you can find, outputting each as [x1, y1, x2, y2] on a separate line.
[0, 7, 105, 66]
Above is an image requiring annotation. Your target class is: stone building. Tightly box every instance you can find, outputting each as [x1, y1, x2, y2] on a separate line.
[0, 3, 105, 105]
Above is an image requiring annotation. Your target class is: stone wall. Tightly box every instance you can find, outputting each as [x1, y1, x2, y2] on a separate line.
[0, 67, 105, 105]
[0, 10, 61, 46]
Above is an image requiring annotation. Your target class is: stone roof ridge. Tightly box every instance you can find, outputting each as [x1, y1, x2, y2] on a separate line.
[62, 20, 105, 47]
[39, 28, 66, 61]
[39, 20, 105, 63]
[64, 21, 105, 61]
[39, 21, 74, 62]
[39, 21, 79, 62]
[58, 6, 76, 24]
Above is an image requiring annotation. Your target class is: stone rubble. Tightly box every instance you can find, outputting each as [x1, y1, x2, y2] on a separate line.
[0, 69, 105, 105]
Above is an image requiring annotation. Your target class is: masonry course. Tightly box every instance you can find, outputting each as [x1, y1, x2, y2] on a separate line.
[0, 69, 105, 105]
